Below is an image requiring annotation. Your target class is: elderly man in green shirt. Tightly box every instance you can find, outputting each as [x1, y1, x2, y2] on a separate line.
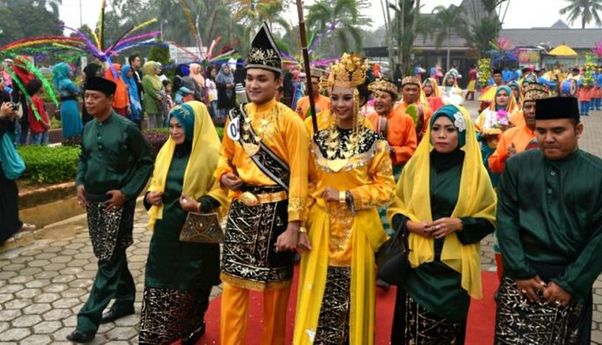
[67, 77, 153, 343]
[495, 96, 602, 345]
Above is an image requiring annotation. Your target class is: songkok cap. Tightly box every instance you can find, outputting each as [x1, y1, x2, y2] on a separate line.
[401, 76, 421, 87]
[523, 83, 550, 102]
[535, 96, 579, 121]
[84, 77, 116, 96]
[245, 22, 282, 73]
[368, 78, 399, 99]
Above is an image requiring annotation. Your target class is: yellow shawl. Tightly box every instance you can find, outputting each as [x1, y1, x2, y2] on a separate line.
[146, 101, 224, 229]
[388, 106, 496, 298]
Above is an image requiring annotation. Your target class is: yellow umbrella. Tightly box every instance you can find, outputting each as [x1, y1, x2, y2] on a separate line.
[548, 44, 578, 56]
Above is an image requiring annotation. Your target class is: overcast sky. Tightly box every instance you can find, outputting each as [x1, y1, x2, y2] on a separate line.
[59, 0, 594, 32]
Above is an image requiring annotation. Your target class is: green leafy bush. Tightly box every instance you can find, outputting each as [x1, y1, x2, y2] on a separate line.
[17, 145, 80, 184]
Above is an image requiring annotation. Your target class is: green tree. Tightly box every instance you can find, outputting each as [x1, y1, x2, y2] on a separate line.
[560, 0, 602, 28]
[432, 5, 467, 70]
[388, 0, 422, 75]
[306, 0, 371, 56]
[461, 0, 506, 57]
[0, 4, 62, 46]
[0, 0, 62, 16]
[32, 0, 62, 16]
[148, 45, 172, 73]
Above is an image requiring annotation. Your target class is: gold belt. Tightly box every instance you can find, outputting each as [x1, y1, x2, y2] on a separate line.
[238, 191, 288, 207]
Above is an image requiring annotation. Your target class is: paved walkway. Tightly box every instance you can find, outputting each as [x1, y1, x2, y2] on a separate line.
[1, 101, 602, 344]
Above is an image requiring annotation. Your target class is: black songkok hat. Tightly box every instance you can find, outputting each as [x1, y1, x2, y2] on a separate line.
[535, 96, 579, 121]
[245, 22, 282, 73]
[85, 77, 117, 96]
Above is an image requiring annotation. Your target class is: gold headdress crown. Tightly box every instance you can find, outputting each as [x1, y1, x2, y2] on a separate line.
[523, 83, 550, 101]
[368, 78, 399, 99]
[327, 53, 367, 88]
[401, 76, 421, 87]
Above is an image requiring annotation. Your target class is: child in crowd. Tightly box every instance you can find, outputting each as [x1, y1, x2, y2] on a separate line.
[578, 83, 592, 116]
[26, 79, 50, 145]
[162, 79, 175, 110]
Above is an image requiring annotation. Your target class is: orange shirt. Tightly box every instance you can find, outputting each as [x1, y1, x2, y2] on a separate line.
[488, 125, 537, 173]
[367, 110, 417, 166]
[426, 96, 444, 113]
[394, 100, 432, 139]
[295, 94, 331, 120]
[509, 110, 525, 128]
[578, 87, 592, 101]
[104, 65, 129, 109]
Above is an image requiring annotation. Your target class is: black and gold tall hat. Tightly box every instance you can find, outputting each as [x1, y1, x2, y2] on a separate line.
[245, 22, 282, 73]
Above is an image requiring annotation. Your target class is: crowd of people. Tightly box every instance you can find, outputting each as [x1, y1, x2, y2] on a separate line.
[0, 22, 602, 345]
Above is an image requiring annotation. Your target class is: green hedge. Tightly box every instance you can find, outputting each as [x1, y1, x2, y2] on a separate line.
[16, 126, 225, 184]
[17, 145, 81, 184]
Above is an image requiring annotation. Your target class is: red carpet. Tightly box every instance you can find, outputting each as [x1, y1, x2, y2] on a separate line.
[187, 270, 499, 345]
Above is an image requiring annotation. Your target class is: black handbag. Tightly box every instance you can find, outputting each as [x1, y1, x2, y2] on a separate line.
[376, 221, 411, 286]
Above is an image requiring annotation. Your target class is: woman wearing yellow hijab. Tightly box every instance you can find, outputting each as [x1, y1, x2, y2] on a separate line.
[293, 53, 395, 345]
[141, 61, 165, 128]
[139, 101, 227, 345]
[387, 104, 496, 344]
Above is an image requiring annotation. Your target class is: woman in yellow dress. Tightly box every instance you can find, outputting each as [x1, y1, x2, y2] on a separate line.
[293, 53, 395, 345]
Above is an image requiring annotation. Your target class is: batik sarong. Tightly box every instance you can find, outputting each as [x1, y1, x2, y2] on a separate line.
[138, 286, 210, 345]
[314, 266, 352, 345]
[393, 290, 466, 345]
[494, 277, 588, 345]
[221, 186, 294, 290]
[86, 195, 134, 262]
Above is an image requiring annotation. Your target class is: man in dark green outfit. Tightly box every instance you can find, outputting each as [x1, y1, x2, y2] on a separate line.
[495, 96, 602, 345]
[67, 77, 153, 343]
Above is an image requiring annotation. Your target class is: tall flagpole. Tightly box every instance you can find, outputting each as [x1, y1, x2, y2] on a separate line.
[295, 0, 318, 135]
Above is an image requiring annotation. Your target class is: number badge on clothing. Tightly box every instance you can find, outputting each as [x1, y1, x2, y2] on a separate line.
[227, 116, 240, 141]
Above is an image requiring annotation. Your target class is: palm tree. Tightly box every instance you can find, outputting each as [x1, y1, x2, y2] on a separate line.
[388, 0, 422, 75]
[306, 0, 371, 56]
[560, 0, 602, 28]
[432, 5, 466, 70]
[460, 0, 506, 57]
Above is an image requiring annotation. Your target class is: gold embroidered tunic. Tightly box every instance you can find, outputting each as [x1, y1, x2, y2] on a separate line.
[215, 98, 309, 220]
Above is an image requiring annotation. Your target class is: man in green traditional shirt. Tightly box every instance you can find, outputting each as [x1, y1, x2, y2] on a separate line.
[495, 96, 602, 345]
[67, 77, 153, 343]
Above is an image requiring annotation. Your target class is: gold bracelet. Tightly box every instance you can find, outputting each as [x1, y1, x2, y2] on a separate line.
[298, 226, 307, 233]
[339, 191, 346, 204]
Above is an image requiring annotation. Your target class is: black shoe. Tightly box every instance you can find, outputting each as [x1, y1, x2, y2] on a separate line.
[100, 306, 135, 324]
[182, 322, 206, 345]
[66, 330, 94, 343]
